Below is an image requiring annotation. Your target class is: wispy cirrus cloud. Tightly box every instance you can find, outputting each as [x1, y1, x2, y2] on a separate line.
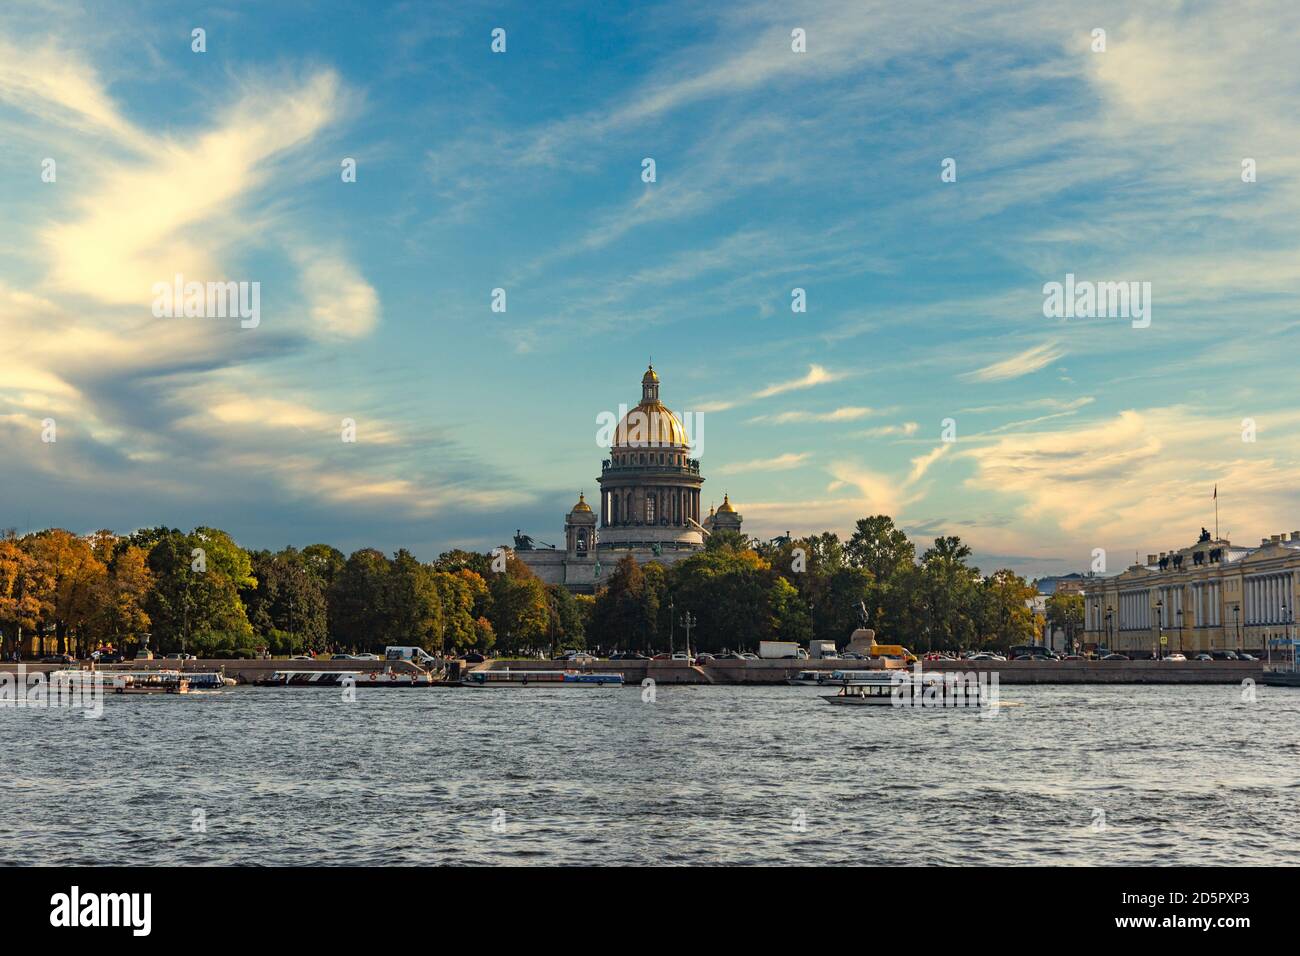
[960, 342, 1065, 383]
[747, 407, 873, 424]
[754, 364, 849, 399]
[716, 452, 810, 474]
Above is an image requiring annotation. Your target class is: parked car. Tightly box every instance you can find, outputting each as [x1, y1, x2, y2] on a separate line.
[553, 651, 596, 663]
[1163, 653, 1187, 662]
[1210, 650, 1239, 661]
[695, 653, 716, 663]
[164, 653, 196, 661]
[1102, 653, 1130, 661]
[461, 652, 485, 663]
[331, 653, 357, 660]
[1194, 653, 1213, 661]
[1238, 652, 1258, 661]
[353, 653, 382, 660]
[609, 651, 648, 660]
[39, 654, 75, 664]
[671, 652, 691, 662]
[1062, 654, 1085, 660]
[96, 651, 125, 663]
[739, 653, 759, 661]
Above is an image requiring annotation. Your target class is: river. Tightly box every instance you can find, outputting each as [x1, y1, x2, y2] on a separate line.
[2, 683, 1296, 865]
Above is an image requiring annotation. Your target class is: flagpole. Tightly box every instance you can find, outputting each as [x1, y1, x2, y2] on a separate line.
[1215, 486, 1219, 540]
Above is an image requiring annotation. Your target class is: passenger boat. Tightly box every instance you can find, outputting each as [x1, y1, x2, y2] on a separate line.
[465, 669, 625, 687]
[821, 669, 991, 707]
[115, 676, 190, 695]
[49, 669, 223, 693]
[254, 669, 438, 687]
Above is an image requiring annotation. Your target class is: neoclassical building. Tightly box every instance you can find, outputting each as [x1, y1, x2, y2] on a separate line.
[512, 365, 742, 593]
[1081, 528, 1300, 655]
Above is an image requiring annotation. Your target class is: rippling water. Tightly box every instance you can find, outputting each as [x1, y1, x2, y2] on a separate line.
[3, 683, 1297, 865]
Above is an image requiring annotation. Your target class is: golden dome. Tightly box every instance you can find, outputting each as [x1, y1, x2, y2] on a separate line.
[642, 364, 659, 384]
[717, 493, 736, 513]
[571, 492, 592, 512]
[614, 401, 690, 448]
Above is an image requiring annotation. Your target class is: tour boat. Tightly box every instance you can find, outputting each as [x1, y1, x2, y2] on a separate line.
[49, 669, 222, 693]
[254, 669, 438, 687]
[821, 669, 992, 707]
[464, 669, 625, 687]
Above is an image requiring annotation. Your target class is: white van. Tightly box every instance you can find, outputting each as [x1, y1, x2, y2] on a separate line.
[384, 646, 440, 666]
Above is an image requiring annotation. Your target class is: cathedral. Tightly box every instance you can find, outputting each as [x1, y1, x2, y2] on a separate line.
[512, 364, 742, 593]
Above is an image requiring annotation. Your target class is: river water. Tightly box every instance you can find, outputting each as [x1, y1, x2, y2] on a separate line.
[2, 683, 1297, 865]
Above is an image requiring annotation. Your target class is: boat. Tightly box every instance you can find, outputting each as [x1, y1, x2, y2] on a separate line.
[821, 669, 991, 707]
[115, 676, 190, 695]
[786, 670, 826, 686]
[1262, 637, 1300, 686]
[465, 669, 625, 687]
[49, 669, 221, 693]
[253, 669, 439, 687]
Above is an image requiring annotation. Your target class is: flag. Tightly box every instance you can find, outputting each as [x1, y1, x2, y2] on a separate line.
[1213, 484, 1217, 499]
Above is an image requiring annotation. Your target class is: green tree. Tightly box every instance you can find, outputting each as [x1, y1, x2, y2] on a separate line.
[487, 555, 548, 655]
[590, 555, 658, 654]
[978, 569, 1040, 650]
[845, 515, 915, 581]
[918, 536, 981, 651]
[1045, 590, 1084, 653]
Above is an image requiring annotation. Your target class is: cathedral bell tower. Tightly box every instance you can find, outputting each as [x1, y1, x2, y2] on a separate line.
[565, 493, 596, 557]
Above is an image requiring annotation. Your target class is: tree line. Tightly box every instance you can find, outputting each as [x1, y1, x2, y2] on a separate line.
[0, 516, 1074, 659]
[0, 527, 587, 659]
[590, 517, 1055, 654]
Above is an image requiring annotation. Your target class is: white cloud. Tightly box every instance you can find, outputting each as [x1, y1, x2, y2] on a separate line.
[961, 342, 1064, 383]
[754, 364, 848, 399]
[748, 406, 872, 424]
[717, 452, 810, 475]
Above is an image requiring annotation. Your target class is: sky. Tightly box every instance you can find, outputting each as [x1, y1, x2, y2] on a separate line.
[2, 0, 1299, 579]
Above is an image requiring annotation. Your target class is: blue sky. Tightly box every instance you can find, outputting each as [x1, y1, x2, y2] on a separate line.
[2, 0, 1299, 578]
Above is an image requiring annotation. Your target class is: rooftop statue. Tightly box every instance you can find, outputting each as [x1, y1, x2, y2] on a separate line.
[513, 530, 535, 551]
[1198, 527, 1211, 543]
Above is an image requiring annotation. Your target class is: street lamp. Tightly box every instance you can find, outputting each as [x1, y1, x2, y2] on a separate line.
[680, 611, 697, 660]
[1155, 599, 1163, 661]
[1105, 605, 1113, 655]
[1176, 607, 1184, 655]
[1278, 603, 1288, 669]
[1233, 603, 1240, 654]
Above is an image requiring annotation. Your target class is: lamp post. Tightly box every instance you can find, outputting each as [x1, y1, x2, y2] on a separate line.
[1277, 603, 1287, 669]
[1105, 605, 1113, 656]
[1155, 599, 1163, 661]
[1233, 603, 1241, 654]
[1177, 607, 1184, 655]
[680, 611, 697, 661]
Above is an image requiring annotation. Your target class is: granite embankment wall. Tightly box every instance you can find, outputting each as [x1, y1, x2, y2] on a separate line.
[479, 658, 1263, 685]
[0, 658, 1264, 685]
